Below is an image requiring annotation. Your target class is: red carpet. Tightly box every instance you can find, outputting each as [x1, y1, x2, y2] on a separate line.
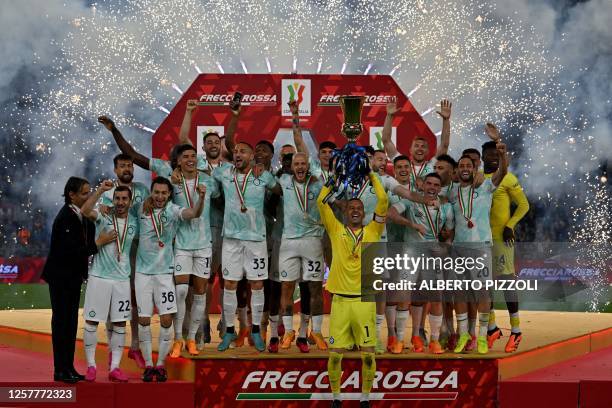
[499, 345, 612, 408]
[0, 343, 194, 407]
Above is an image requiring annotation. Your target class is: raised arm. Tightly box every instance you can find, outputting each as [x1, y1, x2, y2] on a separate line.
[224, 99, 241, 161]
[178, 99, 198, 146]
[436, 99, 451, 156]
[370, 172, 388, 219]
[81, 179, 114, 221]
[382, 99, 400, 159]
[98, 116, 150, 170]
[181, 185, 206, 220]
[491, 142, 508, 187]
[317, 182, 340, 233]
[288, 100, 309, 155]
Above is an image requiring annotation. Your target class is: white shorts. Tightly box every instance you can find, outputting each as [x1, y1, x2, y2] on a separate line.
[211, 226, 223, 274]
[174, 247, 212, 278]
[279, 237, 324, 282]
[135, 273, 177, 317]
[83, 276, 131, 323]
[221, 238, 268, 281]
[268, 239, 281, 283]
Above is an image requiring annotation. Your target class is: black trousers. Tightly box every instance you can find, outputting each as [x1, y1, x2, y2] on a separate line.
[48, 280, 82, 373]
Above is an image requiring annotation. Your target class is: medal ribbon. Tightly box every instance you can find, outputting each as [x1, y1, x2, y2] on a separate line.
[112, 214, 129, 261]
[292, 175, 312, 214]
[149, 208, 164, 245]
[321, 169, 329, 183]
[180, 171, 199, 208]
[233, 168, 252, 210]
[410, 160, 427, 184]
[457, 185, 474, 224]
[421, 203, 440, 238]
[345, 226, 364, 256]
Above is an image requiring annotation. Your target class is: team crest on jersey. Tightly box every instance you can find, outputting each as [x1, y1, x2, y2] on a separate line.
[134, 196, 143, 203]
[307, 192, 315, 200]
[160, 214, 168, 223]
[252, 178, 262, 186]
[127, 226, 135, 235]
[329, 336, 334, 344]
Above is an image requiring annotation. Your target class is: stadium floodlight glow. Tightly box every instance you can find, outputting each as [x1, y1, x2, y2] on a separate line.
[389, 64, 400, 75]
[194, 65, 202, 74]
[157, 106, 170, 114]
[265, 57, 272, 73]
[363, 63, 373, 75]
[601, 175, 608, 183]
[316, 60, 322, 74]
[420, 106, 435, 116]
[240, 60, 248, 74]
[216, 61, 224, 74]
[340, 60, 347, 74]
[171, 83, 183, 95]
[407, 84, 421, 98]
[136, 123, 155, 134]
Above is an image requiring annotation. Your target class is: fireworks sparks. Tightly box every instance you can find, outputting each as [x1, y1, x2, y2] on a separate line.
[2, 1, 609, 277]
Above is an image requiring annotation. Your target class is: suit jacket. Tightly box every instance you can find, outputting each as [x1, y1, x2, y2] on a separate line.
[42, 204, 98, 284]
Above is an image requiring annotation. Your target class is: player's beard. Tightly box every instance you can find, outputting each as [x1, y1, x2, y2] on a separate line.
[119, 172, 133, 184]
[206, 148, 220, 160]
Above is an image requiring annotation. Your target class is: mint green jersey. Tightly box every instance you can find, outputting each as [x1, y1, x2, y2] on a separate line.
[207, 161, 230, 228]
[342, 173, 394, 241]
[135, 201, 184, 274]
[172, 172, 220, 250]
[90, 212, 139, 281]
[100, 181, 149, 208]
[386, 186, 406, 243]
[409, 160, 435, 191]
[449, 179, 496, 245]
[309, 158, 332, 184]
[212, 165, 278, 242]
[393, 200, 454, 242]
[278, 174, 324, 239]
[149, 155, 208, 178]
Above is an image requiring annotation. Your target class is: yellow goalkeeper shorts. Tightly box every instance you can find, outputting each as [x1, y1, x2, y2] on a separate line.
[328, 294, 376, 350]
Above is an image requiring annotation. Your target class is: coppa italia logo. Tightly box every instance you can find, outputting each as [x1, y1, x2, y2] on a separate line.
[282, 79, 311, 117]
[369, 126, 397, 151]
[237, 369, 458, 402]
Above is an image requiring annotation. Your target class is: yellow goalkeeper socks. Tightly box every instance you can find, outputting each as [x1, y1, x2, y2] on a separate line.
[328, 352, 343, 396]
[361, 352, 376, 395]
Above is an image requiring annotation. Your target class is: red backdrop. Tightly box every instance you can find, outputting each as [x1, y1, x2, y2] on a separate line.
[152, 74, 436, 161]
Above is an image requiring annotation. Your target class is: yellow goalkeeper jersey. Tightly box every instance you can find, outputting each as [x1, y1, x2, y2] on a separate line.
[483, 171, 529, 240]
[317, 173, 388, 296]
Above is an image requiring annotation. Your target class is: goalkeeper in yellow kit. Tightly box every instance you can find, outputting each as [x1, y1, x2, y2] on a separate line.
[318, 170, 388, 408]
[481, 124, 529, 353]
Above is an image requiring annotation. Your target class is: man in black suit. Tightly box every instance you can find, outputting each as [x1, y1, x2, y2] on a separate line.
[42, 177, 98, 383]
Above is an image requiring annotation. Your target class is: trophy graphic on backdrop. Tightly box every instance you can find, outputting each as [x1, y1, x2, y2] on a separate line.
[326, 95, 371, 199]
